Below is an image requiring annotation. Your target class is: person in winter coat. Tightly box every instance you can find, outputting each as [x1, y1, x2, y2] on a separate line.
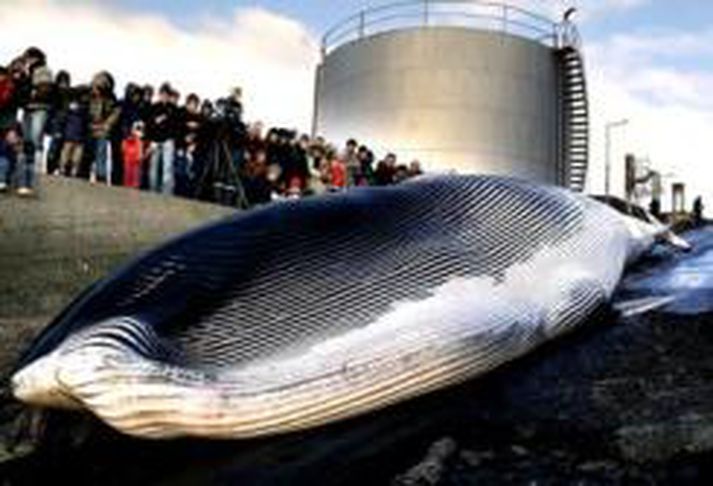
[46, 70, 71, 175]
[88, 71, 120, 184]
[146, 83, 178, 195]
[59, 86, 89, 177]
[122, 120, 148, 189]
[17, 47, 53, 195]
[340, 138, 359, 187]
[328, 148, 346, 190]
[356, 145, 375, 186]
[374, 153, 398, 186]
[0, 65, 20, 192]
[175, 93, 203, 196]
[118, 84, 143, 141]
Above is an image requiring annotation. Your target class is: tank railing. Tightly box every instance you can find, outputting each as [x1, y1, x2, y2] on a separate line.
[560, 18, 583, 50]
[321, 0, 565, 58]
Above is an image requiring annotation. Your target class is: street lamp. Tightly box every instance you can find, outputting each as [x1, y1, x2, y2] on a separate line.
[605, 119, 629, 197]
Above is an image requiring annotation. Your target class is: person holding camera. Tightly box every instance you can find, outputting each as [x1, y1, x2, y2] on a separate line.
[176, 93, 203, 196]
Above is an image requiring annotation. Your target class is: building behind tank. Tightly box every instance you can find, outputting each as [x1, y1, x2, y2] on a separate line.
[313, 1, 589, 191]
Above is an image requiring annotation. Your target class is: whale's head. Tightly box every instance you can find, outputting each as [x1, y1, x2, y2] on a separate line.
[11, 351, 83, 409]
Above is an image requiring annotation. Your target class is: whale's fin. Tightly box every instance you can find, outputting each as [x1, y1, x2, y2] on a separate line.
[614, 295, 676, 318]
[661, 230, 692, 252]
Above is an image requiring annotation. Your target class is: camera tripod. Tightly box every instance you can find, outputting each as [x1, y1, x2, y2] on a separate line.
[194, 137, 249, 209]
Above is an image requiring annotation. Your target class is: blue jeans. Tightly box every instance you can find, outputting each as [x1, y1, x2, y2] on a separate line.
[20, 109, 48, 189]
[0, 152, 10, 185]
[0, 137, 10, 185]
[0, 156, 8, 185]
[174, 149, 189, 197]
[93, 138, 110, 182]
[150, 139, 175, 195]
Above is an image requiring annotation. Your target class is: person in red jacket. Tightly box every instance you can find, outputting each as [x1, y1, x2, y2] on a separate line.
[328, 148, 346, 191]
[122, 121, 147, 189]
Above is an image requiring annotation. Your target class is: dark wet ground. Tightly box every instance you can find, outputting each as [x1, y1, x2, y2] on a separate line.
[2, 227, 713, 485]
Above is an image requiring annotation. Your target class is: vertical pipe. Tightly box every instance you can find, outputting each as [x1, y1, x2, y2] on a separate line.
[359, 10, 365, 39]
[311, 64, 323, 139]
[424, 0, 429, 26]
[502, 4, 508, 36]
[553, 24, 559, 49]
[605, 125, 611, 197]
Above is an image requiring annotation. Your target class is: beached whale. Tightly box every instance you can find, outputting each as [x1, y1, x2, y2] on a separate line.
[10, 175, 684, 439]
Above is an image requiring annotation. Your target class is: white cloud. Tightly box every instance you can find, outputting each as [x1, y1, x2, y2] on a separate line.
[0, 1, 320, 131]
[3, 0, 708, 215]
[585, 30, 713, 216]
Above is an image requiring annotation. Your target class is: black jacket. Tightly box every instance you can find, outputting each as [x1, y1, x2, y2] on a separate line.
[146, 102, 178, 143]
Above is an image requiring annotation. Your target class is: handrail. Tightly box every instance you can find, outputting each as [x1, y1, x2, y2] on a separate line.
[321, 0, 572, 58]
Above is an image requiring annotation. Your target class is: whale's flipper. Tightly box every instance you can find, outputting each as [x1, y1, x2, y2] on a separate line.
[613, 295, 676, 318]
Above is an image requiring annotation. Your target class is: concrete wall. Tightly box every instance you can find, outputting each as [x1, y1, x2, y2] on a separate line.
[0, 177, 233, 323]
[315, 27, 562, 183]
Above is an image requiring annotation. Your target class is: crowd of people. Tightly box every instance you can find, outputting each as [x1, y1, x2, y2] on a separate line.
[0, 47, 423, 207]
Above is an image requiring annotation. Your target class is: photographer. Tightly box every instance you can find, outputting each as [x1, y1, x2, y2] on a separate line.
[283, 133, 310, 195]
[175, 93, 203, 197]
[192, 91, 247, 206]
[217, 87, 247, 171]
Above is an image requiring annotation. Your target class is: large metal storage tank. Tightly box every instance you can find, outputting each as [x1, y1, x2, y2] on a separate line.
[313, 1, 589, 190]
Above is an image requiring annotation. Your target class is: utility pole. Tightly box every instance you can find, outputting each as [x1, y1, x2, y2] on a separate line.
[605, 119, 629, 196]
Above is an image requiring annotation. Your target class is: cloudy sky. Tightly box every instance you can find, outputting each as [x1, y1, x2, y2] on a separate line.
[1, 0, 711, 210]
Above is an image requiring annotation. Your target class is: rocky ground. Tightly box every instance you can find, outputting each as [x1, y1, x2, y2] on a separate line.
[0, 187, 711, 484]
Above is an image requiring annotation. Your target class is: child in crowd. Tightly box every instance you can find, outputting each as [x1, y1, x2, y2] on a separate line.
[329, 150, 346, 191]
[122, 121, 147, 189]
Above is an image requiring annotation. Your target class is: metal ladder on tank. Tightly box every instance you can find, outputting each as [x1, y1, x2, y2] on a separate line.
[557, 15, 589, 193]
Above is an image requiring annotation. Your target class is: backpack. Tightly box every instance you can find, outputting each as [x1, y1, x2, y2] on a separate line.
[0, 76, 15, 109]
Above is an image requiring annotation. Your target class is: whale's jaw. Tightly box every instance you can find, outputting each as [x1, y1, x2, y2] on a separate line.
[12, 353, 82, 410]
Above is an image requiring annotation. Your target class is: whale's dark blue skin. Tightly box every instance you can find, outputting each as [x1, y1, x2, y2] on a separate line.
[11, 175, 657, 439]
